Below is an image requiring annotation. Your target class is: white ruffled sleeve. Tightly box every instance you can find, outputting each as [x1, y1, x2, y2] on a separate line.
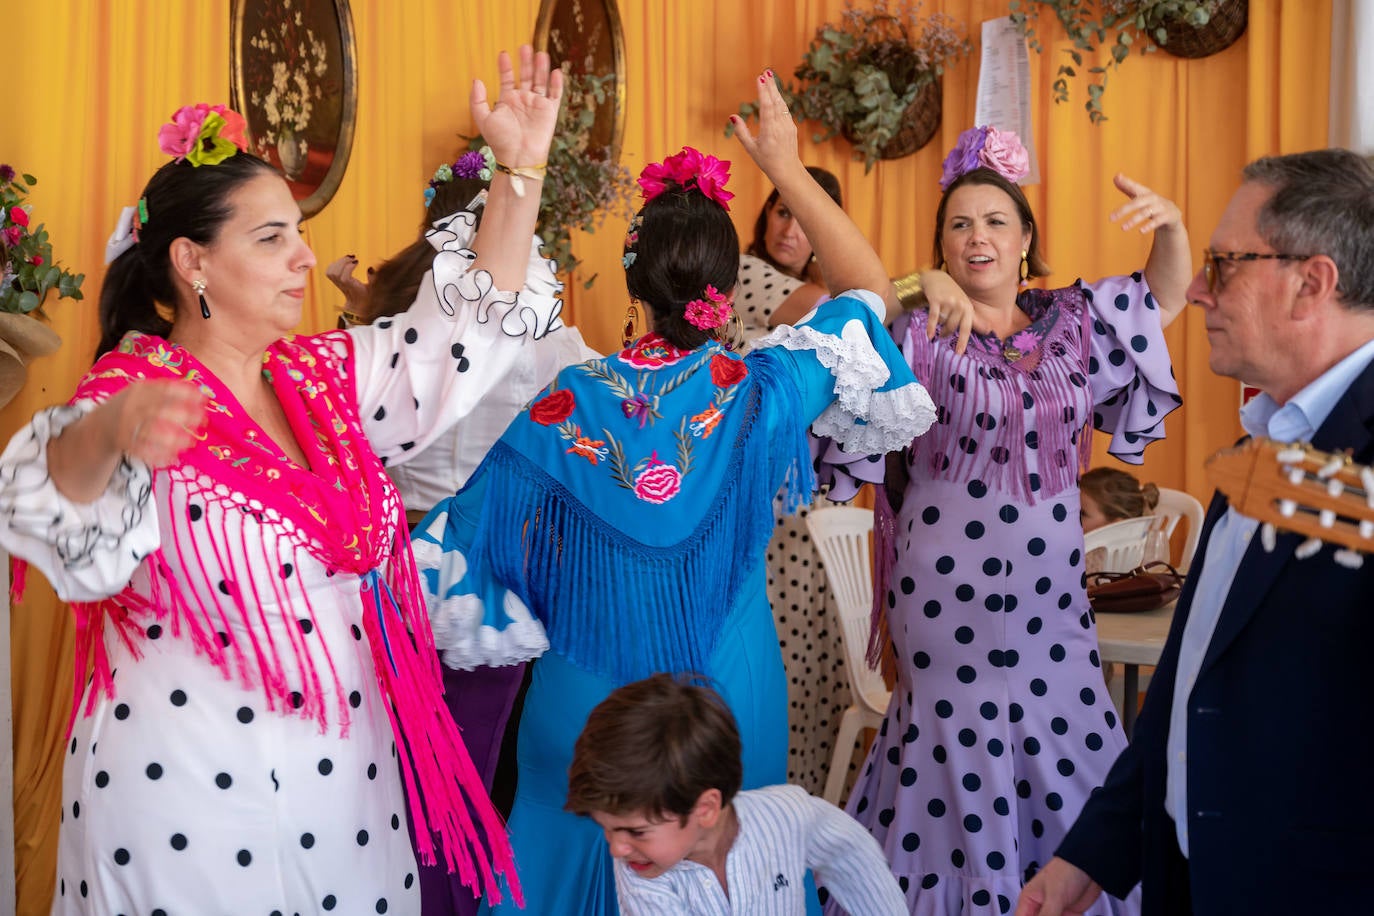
[0, 401, 160, 602]
[409, 474, 549, 670]
[340, 209, 568, 466]
[751, 289, 936, 455]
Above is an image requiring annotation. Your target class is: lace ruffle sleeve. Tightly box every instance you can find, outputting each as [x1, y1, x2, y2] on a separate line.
[752, 289, 937, 457]
[410, 476, 549, 670]
[0, 401, 159, 602]
[1081, 273, 1183, 464]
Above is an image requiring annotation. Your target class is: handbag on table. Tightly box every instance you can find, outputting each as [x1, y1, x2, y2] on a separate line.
[1087, 561, 1184, 614]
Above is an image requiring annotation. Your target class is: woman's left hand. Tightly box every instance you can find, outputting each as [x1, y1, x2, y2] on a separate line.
[1109, 173, 1192, 328]
[1109, 174, 1183, 234]
[470, 45, 563, 168]
[730, 70, 802, 183]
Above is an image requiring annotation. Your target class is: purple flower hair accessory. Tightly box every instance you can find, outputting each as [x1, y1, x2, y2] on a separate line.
[939, 126, 1031, 190]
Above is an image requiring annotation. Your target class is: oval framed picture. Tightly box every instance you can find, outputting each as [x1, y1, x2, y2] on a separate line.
[534, 0, 626, 164]
[230, 0, 358, 217]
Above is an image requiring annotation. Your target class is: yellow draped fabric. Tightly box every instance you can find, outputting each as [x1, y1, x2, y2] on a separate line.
[0, 1, 1331, 909]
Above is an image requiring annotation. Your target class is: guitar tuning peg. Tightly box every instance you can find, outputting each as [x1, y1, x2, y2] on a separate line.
[1320, 508, 1337, 528]
[1277, 446, 1307, 463]
[1319, 455, 1345, 477]
[1327, 477, 1346, 497]
[1279, 499, 1298, 518]
[1261, 522, 1278, 552]
[1333, 548, 1365, 570]
[1361, 519, 1374, 540]
[1288, 467, 1306, 486]
[1296, 537, 1323, 559]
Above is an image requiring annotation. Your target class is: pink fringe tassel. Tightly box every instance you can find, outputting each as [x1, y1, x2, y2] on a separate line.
[362, 573, 522, 906]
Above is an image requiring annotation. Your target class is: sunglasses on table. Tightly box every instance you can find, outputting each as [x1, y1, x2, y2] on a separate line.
[1202, 249, 1311, 294]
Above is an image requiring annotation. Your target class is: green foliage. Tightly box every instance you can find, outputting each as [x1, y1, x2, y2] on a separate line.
[0, 168, 85, 316]
[1009, 0, 1224, 123]
[469, 70, 635, 285]
[725, 1, 971, 172]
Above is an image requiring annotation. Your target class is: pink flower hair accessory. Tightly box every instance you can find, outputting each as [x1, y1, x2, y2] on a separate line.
[683, 285, 733, 330]
[638, 147, 734, 211]
[158, 104, 249, 167]
[938, 126, 1030, 191]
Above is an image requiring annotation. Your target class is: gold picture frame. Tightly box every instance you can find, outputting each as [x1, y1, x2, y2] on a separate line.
[534, 0, 627, 164]
[230, 0, 358, 218]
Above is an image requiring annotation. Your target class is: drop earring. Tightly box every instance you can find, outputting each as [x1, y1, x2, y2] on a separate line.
[192, 278, 210, 319]
[1019, 251, 1029, 284]
[622, 300, 641, 349]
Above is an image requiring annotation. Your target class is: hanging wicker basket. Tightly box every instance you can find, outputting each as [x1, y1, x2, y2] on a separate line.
[1157, 0, 1248, 59]
[842, 77, 943, 162]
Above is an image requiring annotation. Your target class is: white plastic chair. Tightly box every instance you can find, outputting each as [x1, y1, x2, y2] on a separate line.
[805, 506, 892, 806]
[1082, 515, 1156, 573]
[1151, 487, 1205, 569]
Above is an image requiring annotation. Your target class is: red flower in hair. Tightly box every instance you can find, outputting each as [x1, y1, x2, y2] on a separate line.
[637, 146, 734, 210]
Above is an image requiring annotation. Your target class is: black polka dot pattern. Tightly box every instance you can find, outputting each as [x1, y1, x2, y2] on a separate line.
[764, 493, 856, 798]
[844, 277, 1169, 908]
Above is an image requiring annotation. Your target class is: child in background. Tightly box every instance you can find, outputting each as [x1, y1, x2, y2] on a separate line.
[566, 674, 906, 915]
[1079, 466, 1161, 533]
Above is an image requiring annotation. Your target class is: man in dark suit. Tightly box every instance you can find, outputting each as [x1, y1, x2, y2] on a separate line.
[1016, 148, 1374, 916]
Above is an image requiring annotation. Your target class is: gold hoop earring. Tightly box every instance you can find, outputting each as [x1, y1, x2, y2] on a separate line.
[717, 309, 745, 351]
[1019, 250, 1029, 284]
[622, 301, 641, 349]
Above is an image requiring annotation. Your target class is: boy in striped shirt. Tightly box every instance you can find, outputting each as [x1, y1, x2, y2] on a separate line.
[566, 674, 906, 915]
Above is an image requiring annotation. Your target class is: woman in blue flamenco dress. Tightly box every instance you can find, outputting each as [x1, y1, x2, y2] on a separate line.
[412, 75, 945, 914]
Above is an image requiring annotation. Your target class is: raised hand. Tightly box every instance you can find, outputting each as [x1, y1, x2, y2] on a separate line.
[1109, 173, 1192, 327]
[470, 45, 563, 169]
[729, 70, 802, 183]
[1110, 173, 1183, 235]
[325, 255, 370, 316]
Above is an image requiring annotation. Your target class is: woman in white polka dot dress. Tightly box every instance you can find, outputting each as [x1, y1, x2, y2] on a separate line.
[0, 48, 563, 916]
[825, 128, 1190, 913]
[736, 170, 860, 797]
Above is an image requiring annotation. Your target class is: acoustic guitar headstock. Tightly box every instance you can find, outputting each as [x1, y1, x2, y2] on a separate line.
[1205, 438, 1374, 563]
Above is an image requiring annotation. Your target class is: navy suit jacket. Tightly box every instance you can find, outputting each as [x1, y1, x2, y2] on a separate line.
[1057, 358, 1374, 916]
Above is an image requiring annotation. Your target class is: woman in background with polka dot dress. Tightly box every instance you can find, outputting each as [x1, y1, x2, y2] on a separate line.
[736, 168, 856, 796]
[826, 127, 1190, 913]
[0, 48, 561, 915]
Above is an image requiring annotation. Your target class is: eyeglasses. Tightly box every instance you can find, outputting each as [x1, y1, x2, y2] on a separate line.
[1202, 249, 1311, 294]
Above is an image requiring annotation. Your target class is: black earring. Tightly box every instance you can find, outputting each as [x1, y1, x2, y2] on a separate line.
[193, 279, 210, 319]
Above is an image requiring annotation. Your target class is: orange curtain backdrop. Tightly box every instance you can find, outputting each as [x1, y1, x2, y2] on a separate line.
[0, 1, 1331, 909]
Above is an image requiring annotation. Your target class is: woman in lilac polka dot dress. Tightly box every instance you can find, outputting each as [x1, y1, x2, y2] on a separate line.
[828, 128, 1191, 914]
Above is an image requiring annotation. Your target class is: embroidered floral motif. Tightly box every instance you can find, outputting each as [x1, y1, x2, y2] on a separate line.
[621, 392, 654, 428]
[561, 425, 608, 465]
[709, 353, 748, 387]
[544, 338, 753, 500]
[530, 388, 576, 426]
[632, 452, 682, 503]
[689, 405, 723, 438]
[621, 332, 692, 370]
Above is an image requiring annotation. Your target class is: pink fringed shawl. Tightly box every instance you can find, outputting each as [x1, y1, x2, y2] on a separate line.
[67, 331, 521, 904]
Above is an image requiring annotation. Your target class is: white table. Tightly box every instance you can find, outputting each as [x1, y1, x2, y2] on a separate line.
[1095, 601, 1176, 738]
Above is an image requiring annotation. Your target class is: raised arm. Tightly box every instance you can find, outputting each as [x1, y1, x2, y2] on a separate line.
[1110, 173, 1191, 328]
[731, 72, 896, 314]
[467, 45, 563, 291]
